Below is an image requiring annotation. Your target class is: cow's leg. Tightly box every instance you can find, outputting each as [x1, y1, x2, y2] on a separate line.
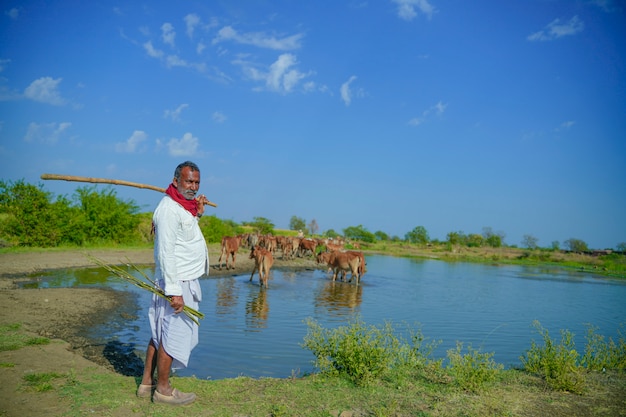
[250, 265, 257, 282]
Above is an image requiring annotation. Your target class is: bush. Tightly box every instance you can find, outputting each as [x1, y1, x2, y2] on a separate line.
[581, 324, 626, 371]
[446, 342, 503, 392]
[302, 318, 403, 386]
[520, 321, 585, 393]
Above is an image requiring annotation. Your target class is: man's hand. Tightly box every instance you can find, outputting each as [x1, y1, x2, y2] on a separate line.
[196, 194, 208, 217]
[169, 295, 185, 314]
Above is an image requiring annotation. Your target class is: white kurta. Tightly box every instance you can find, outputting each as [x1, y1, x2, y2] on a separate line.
[150, 195, 209, 369]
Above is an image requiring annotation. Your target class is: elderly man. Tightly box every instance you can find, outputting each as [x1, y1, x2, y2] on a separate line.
[137, 161, 209, 405]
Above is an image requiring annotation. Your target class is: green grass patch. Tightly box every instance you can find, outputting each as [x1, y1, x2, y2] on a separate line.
[0, 323, 50, 352]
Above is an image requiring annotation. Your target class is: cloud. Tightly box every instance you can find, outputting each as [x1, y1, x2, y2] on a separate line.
[340, 76, 358, 106]
[238, 53, 312, 94]
[555, 120, 575, 132]
[24, 122, 71, 144]
[5, 8, 19, 20]
[161, 22, 176, 47]
[115, 130, 148, 153]
[143, 41, 164, 58]
[164, 104, 189, 122]
[184, 13, 200, 38]
[408, 101, 447, 126]
[0, 58, 10, 72]
[391, 0, 436, 21]
[527, 16, 584, 41]
[213, 26, 303, 50]
[24, 77, 66, 105]
[212, 111, 227, 123]
[167, 132, 200, 156]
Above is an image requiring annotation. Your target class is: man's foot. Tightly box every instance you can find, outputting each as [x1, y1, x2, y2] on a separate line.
[153, 388, 196, 406]
[136, 384, 155, 398]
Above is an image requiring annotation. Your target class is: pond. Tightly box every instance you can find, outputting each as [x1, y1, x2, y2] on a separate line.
[25, 255, 626, 380]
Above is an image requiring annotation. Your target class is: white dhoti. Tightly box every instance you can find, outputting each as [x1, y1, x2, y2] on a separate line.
[149, 279, 202, 370]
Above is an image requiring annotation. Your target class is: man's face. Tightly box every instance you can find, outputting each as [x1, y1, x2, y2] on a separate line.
[173, 167, 200, 200]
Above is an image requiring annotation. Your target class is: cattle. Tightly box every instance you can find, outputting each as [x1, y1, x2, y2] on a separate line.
[249, 246, 274, 287]
[320, 250, 363, 285]
[217, 235, 242, 270]
[299, 238, 318, 257]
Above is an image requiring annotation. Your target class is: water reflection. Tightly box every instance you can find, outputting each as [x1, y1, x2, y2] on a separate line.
[215, 277, 238, 317]
[245, 287, 269, 329]
[314, 281, 363, 316]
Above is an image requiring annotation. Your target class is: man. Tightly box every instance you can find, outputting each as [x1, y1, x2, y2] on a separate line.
[137, 161, 209, 405]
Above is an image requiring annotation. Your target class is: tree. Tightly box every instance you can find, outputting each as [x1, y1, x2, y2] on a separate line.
[374, 230, 389, 241]
[521, 234, 539, 249]
[551, 241, 560, 251]
[563, 238, 589, 252]
[405, 226, 430, 245]
[343, 225, 376, 243]
[446, 231, 467, 246]
[308, 218, 319, 236]
[289, 215, 306, 232]
[483, 226, 505, 248]
[617, 242, 626, 252]
[323, 229, 339, 238]
[247, 216, 275, 235]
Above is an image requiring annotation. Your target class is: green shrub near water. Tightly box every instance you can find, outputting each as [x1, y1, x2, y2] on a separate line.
[520, 320, 585, 393]
[581, 324, 626, 371]
[446, 342, 503, 392]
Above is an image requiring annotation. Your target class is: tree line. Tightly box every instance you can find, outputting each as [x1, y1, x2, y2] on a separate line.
[1, 179, 622, 252]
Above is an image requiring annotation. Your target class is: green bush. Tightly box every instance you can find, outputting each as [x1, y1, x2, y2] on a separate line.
[446, 342, 503, 392]
[520, 321, 585, 393]
[302, 318, 403, 386]
[581, 324, 626, 371]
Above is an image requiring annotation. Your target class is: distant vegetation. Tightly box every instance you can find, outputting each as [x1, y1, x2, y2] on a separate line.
[1, 179, 624, 276]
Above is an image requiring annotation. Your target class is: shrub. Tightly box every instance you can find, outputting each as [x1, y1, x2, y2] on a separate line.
[581, 324, 626, 371]
[520, 321, 585, 393]
[302, 318, 403, 386]
[446, 342, 503, 392]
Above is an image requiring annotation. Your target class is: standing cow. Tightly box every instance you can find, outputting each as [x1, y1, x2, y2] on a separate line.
[320, 250, 363, 285]
[249, 246, 274, 287]
[218, 235, 242, 270]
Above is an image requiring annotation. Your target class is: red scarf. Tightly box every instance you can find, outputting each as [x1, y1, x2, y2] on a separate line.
[165, 183, 198, 217]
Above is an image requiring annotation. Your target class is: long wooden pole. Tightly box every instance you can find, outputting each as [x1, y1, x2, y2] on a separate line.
[40, 173, 217, 207]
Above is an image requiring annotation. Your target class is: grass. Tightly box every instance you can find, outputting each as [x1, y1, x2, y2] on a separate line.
[0, 323, 50, 351]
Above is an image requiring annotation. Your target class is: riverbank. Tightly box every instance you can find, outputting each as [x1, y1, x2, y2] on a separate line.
[0, 247, 624, 416]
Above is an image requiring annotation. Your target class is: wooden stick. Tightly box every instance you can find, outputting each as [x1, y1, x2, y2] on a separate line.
[40, 173, 217, 207]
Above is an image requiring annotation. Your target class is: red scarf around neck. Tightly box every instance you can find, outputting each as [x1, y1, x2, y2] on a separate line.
[165, 183, 198, 217]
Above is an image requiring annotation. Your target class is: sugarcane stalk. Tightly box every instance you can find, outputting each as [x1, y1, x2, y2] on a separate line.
[87, 255, 204, 325]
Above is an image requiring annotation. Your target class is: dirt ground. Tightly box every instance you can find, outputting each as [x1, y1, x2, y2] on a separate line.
[0, 247, 319, 417]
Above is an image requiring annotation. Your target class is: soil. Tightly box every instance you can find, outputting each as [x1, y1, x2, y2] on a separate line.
[0, 247, 319, 417]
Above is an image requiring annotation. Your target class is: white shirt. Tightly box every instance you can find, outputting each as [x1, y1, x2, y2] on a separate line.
[153, 195, 209, 296]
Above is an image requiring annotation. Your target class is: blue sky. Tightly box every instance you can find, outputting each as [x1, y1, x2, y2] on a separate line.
[1, 0, 624, 249]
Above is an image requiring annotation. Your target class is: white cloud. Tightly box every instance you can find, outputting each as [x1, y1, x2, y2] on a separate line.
[340, 76, 358, 106]
[24, 122, 71, 144]
[167, 132, 200, 156]
[143, 41, 164, 58]
[213, 26, 303, 50]
[212, 111, 227, 123]
[391, 0, 436, 21]
[555, 120, 576, 132]
[408, 101, 447, 126]
[164, 104, 189, 122]
[185, 13, 200, 38]
[24, 77, 66, 105]
[161, 22, 176, 47]
[5, 8, 19, 20]
[0, 58, 10, 72]
[115, 130, 148, 153]
[527, 16, 584, 41]
[238, 53, 312, 94]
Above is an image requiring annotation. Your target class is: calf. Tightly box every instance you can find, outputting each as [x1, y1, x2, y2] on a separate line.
[249, 246, 274, 287]
[218, 235, 241, 270]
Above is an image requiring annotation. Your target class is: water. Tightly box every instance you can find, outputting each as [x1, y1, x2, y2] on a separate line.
[24, 255, 626, 380]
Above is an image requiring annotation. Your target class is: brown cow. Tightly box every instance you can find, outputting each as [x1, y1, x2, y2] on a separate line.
[324, 250, 363, 285]
[249, 246, 274, 287]
[218, 235, 242, 270]
[299, 238, 318, 257]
